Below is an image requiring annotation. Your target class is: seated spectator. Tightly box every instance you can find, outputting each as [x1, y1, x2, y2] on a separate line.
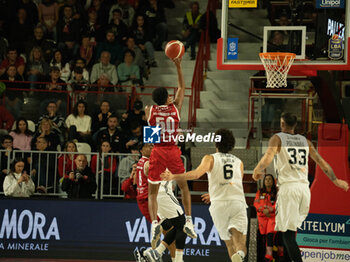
[9, 117, 33, 151]
[0, 65, 25, 118]
[87, 0, 110, 28]
[0, 135, 20, 191]
[96, 114, 126, 153]
[121, 162, 137, 199]
[26, 46, 50, 89]
[131, 14, 156, 67]
[109, 0, 135, 27]
[38, 0, 59, 40]
[61, 154, 97, 199]
[0, 106, 15, 136]
[96, 30, 123, 66]
[182, 1, 202, 60]
[56, 5, 80, 60]
[125, 122, 142, 152]
[31, 117, 61, 151]
[68, 67, 89, 102]
[38, 101, 66, 135]
[65, 100, 92, 143]
[70, 58, 89, 82]
[0, 48, 25, 77]
[143, 0, 168, 50]
[50, 50, 71, 82]
[92, 100, 113, 135]
[125, 37, 147, 82]
[58, 140, 78, 178]
[63, 0, 85, 22]
[267, 31, 287, 52]
[90, 51, 118, 85]
[117, 49, 140, 84]
[3, 157, 35, 197]
[82, 8, 104, 44]
[91, 140, 117, 194]
[8, 8, 34, 55]
[15, 0, 39, 26]
[108, 9, 128, 45]
[25, 25, 57, 63]
[120, 100, 147, 132]
[117, 144, 139, 183]
[79, 35, 95, 69]
[30, 136, 57, 193]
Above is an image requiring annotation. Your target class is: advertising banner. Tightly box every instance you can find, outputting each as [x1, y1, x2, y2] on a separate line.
[316, 0, 344, 8]
[229, 0, 257, 8]
[0, 199, 226, 261]
[227, 38, 238, 60]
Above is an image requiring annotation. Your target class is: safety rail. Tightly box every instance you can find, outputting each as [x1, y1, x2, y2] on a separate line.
[0, 150, 188, 200]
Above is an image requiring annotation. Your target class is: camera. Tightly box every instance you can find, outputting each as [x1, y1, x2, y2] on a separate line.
[75, 172, 83, 180]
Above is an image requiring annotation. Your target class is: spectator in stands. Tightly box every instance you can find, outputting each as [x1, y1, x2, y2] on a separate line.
[79, 35, 95, 69]
[58, 140, 78, 178]
[91, 100, 112, 135]
[125, 37, 147, 80]
[121, 162, 137, 199]
[90, 51, 118, 85]
[66, 100, 92, 143]
[9, 117, 33, 151]
[182, 1, 202, 60]
[31, 117, 61, 151]
[125, 122, 142, 152]
[38, 101, 66, 134]
[0, 65, 25, 118]
[109, 0, 135, 27]
[56, 5, 80, 60]
[254, 174, 283, 262]
[0, 106, 15, 136]
[64, 0, 86, 22]
[8, 8, 34, 55]
[62, 154, 97, 199]
[82, 8, 104, 44]
[117, 143, 139, 182]
[26, 46, 50, 89]
[143, 0, 168, 50]
[96, 114, 126, 153]
[117, 49, 140, 85]
[38, 0, 59, 41]
[25, 25, 56, 63]
[96, 30, 123, 66]
[91, 140, 117, 194]
[15, 0, 39, 26]
[68, 67, 89, 101]
[131, 14, 156, 66]
[50, 50, 71, 82]
[120, 100, 147, 132]
[71, 58, 90, 81]
[3, 157, 35, 197]
[108, 9, 128, 45]
[267, 31, 286, 52]
[87, 0, 110, 28]
[1, 136, 20, 191]
[0, 48, 25, 77]
[30, 136, 58, 193]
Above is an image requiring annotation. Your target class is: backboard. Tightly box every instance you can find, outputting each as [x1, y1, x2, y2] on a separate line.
[217, 0, 350, 72]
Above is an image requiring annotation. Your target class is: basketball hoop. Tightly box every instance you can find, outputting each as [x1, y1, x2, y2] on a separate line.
[259, 52, 296, 88]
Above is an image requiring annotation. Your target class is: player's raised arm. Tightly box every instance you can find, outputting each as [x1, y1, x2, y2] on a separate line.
[253, 135, 281, 181]
[173, 58, 185, 113]
[145, 105, 151, 121]
[307, 140, 349, 191]
[161, 155, 214, 181]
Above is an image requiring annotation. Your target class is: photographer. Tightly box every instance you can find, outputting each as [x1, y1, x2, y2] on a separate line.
[62, 155, 97, 199]
[3, 158, 35, 197]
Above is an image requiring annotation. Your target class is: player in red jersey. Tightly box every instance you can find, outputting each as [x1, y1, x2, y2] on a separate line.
[145, 58, 197, 249]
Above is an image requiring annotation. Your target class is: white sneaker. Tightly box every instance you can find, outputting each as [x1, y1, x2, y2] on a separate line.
[151, 222, 162, 249]
[144, 248, 161, 262]
[183, 219, 197, 238]
[231, 253, 243, 262]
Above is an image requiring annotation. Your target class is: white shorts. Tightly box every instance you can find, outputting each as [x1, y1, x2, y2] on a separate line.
[275, 183, 310, 232]
[157, 190, 184, 220]
[209, 200, 248, 240]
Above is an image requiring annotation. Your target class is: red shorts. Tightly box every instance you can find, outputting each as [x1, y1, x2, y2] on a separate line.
[137, 198, 151, 223]
[258, 216, 276, 235]
[148, 145, 185, 183]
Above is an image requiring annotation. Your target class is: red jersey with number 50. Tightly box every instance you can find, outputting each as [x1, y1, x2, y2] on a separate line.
[148, 104, 180, 146]
[136, 156, 149, 200]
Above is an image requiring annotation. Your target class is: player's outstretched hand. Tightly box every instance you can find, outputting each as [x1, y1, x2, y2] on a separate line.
[333, 179, 349, 191]
[201, 193, 210, 204]
[253, 168, 264, 181]
[160, 169, 174, 181]
[173, 57, 182, 66]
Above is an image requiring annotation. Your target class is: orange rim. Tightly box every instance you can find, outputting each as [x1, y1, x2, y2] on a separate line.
[259, 52, 296, 59]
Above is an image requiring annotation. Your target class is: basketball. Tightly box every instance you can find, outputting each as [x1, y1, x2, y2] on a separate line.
[0, 81, 6, 95]
[165, 40, 185, 59]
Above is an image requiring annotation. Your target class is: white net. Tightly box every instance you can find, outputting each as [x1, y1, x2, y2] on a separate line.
[259, 52, 296, 88]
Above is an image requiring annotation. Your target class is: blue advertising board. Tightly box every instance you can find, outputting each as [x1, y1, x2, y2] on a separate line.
[0, 199, 227, 261]
[316, 0, 344, 8]
[227, 38, 238, 60]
